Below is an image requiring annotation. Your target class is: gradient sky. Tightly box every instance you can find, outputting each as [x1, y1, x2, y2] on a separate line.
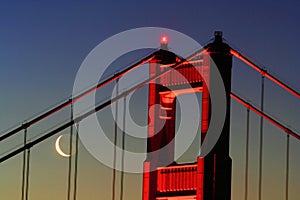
[0, 1, 300, 200]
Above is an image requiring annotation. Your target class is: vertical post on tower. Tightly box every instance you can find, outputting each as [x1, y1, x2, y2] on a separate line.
[143, 36, 178, 200]
[202, 31, 232, 200]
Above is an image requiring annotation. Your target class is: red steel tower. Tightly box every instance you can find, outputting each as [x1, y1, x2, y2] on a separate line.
[143, 32, 232, 200]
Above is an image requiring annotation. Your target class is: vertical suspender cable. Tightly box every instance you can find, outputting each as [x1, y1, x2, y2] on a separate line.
[244, 109, 250, 200]
[73, 122, 79, 200]
[25, 148, 30, 200]
[67, 102, 74, 200]
[21, 128, 27, 200]
[20, 128, 31, 200]
[285, 134, 290, 200]
[112, 79, 119, 200]
[120, 97, 126, 200]
[258, 75, 265, 200]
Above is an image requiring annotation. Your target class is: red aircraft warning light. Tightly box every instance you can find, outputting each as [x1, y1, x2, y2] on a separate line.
[160, 35, 169, 50]
[160, 35, 168, 44]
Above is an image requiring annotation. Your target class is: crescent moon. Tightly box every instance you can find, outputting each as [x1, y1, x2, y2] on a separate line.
[55, 135, 70, 157]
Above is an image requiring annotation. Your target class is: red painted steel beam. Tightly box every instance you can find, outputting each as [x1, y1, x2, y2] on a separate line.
[230, 48, 300, 99]
[231, 92, 300, 141]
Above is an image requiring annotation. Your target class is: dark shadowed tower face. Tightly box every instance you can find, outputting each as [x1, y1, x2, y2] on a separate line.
[202, 31, 232, 200]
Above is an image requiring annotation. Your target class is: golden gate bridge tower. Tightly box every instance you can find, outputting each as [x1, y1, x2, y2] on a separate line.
[143, 32, 232, 200]
[0, 30, 299, 200]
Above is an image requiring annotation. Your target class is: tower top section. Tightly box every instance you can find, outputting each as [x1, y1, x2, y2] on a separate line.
[214, 31, 223, 43]
[205, 31, 230, 54]
[160, 35, 168, 50]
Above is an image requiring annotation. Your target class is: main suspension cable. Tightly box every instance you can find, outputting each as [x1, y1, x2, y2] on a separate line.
[230, 48, 300, 99]
[230, 93, 300, 140]
[0, 51, 157, 142]
[0, 48, 206, 163]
